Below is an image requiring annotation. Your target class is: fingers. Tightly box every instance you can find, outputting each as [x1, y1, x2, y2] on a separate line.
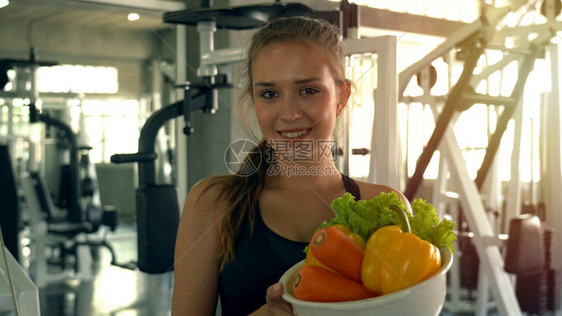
[266, 283, 295, 315]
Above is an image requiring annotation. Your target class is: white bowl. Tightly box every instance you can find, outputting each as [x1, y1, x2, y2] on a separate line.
[279, 247, 453, 316]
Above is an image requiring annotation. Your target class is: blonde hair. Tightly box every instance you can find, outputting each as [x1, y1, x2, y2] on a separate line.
[208, 16, 348, 270]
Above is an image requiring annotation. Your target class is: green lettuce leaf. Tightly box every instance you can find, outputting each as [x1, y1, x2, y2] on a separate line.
[318, 192, 457, 253]
[322, 192, 404, 240]
[409, 199, 457, 253]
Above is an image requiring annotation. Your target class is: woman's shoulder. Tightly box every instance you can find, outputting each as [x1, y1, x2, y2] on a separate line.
[353, 179, 399, 199]
[183, 175, 233, 216]
[353, 178, 412, 212]
[188, 175, 229, 198]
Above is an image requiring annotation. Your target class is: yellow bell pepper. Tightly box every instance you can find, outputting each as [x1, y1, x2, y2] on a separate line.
[361, 204, 441, 295]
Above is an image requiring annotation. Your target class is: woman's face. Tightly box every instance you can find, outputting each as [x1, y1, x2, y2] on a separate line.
[251, 42, 349, 148]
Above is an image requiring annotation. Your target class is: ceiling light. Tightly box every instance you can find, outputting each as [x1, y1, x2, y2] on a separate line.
[127, 13, 140, 22]
[0, 0, 9, 9]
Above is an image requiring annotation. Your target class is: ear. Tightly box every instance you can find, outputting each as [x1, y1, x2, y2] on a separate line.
[336, 80, 352, 117]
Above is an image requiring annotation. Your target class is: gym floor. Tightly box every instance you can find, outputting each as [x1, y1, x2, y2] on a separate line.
[35, 222, 494, 316]
[37, 223, 174, 316]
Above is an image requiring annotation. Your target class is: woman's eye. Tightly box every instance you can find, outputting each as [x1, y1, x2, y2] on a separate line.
[301, 88, 318, 95]
[259, 90, 277, 99]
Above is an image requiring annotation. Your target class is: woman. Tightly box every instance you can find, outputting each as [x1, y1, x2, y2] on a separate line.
[171, 16, 410, 316]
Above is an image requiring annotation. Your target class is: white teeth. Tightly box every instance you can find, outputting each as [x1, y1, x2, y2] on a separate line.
[281, 129, 309, 138]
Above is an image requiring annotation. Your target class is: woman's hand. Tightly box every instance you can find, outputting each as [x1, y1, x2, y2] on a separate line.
[250, 282, 295, 316]
[266, 283, 294, 315]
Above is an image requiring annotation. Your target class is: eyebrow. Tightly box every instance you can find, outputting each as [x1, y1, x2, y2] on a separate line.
[254, 77, 324, 87]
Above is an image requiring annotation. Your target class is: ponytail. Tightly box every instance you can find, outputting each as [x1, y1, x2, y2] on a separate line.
[202, 140, 270, 270]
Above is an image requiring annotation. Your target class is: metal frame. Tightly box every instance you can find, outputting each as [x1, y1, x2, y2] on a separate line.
[398, 2, 562, 315]
[175, 24, 188, 204]
[343, 35, 400, 189]
[433, 104, 521, 315]
[544, 43, 562, 290]
[65, 0, 185, 12]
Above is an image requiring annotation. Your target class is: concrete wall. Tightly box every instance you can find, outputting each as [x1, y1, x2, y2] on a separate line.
[0, 19, 162, 98]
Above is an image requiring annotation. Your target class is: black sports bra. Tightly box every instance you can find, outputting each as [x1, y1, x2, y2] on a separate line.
[218, 173, 361, 315]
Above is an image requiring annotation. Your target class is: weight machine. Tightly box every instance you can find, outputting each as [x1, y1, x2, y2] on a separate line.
[398, 0, 562, 314]
[0, 49, 133, 288]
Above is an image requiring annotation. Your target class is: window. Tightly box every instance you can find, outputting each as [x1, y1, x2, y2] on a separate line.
[37, 65, 118, 94]
[346, 46, 545, 184]
[32, 64, 142, 164]
[82, 99, 141, 163]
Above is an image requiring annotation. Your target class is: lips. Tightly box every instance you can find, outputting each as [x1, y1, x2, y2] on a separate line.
[279, 128, 311, 139]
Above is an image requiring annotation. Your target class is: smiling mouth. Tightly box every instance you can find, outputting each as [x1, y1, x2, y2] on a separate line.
[279, 128, 311, 139]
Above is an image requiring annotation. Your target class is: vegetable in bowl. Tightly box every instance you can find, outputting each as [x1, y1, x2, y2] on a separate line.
[320, 192, 457, 254]
[293, 191, 458, 303]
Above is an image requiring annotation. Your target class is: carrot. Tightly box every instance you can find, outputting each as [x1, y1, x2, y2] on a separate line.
[292, 265, 378, 302]
[331, 224, 366, 249]
[309, 226, 364, 281]
[305, 249, 339, 274]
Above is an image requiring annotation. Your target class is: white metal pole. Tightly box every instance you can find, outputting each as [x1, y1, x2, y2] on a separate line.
[175, 24, 188, 204]
[372, 35, 399, 189]
[544, 43, 562, 316]
[429, 104, 522, 316]
[196, 20, 218, 78]
[503, 96, 525, 233]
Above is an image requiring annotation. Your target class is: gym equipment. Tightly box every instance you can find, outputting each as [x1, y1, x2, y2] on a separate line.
[0, 242, 40, 316]
[504, 214, 544, 274]
[0, 145, 20, 261]
[111, 98, 187, 273]
[504, 214, 546, 314]
[503, 214, 560, 314]
[29, 102, 115, 235]
[545, 227, 561, 312]
[163, 2, 313, 30]
[1, 47, 135, 286]
[29, 103, 85, 224]
[21, 170, 93, 287]
[396, 1, 562, 314]
[2, 47, 89, 225]
[21, 170, 135, 287]
[0, 48, 56, 100]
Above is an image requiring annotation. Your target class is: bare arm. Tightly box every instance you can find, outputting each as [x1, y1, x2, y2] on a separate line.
[172, 179, 224, 316]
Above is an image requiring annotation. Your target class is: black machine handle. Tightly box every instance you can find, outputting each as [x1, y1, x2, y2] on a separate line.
[110, 81, 222, 187]
[110, 152, 157, 164]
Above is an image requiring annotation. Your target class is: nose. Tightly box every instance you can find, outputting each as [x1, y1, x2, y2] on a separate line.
[279, 95, 302, 122]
